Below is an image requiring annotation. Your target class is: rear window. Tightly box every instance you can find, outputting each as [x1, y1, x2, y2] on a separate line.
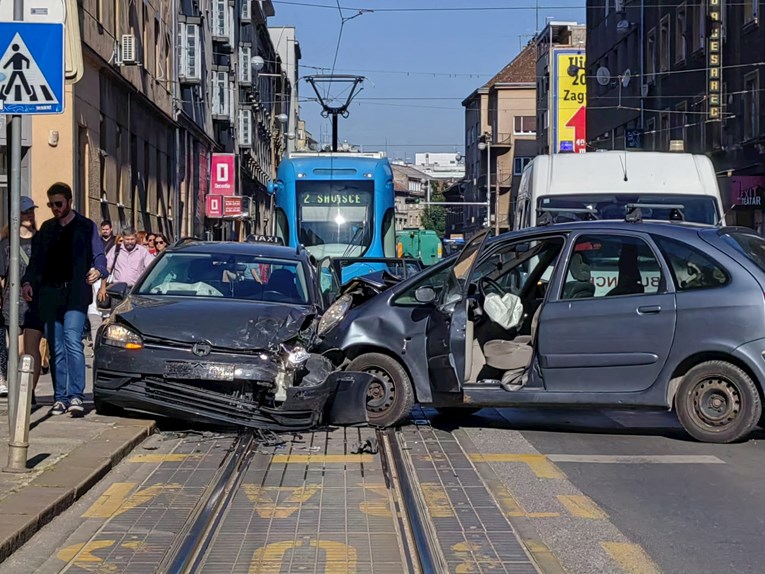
[722, 232, 765, 273]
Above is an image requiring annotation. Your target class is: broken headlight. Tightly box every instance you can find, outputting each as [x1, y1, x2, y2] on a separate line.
[102, 324, 143, 350]
[318, 294, 352, 337]
[283, 345, 311, 368]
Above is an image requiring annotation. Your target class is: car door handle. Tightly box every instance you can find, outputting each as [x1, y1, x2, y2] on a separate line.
[637, 305, 661, 315]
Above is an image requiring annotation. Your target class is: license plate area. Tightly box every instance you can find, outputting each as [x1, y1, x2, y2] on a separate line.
[165, 361, 236, 381]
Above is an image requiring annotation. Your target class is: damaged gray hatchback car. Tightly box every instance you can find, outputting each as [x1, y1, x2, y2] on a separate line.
[93, 240, 373, 431]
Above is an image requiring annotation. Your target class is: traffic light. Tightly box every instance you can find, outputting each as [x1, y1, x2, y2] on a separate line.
[404, 197, 421, 205]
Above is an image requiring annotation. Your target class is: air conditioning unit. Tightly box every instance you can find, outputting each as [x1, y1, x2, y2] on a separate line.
[121, 34, 137, 65]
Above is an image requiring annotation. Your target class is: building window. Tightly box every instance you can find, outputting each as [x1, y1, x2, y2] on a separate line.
[214, 0, 228, 38]
[744, 0, 759, 23]
[676, 4, 687, 63]
[241, 0, 251, 21]
[744, 72, 760, 140]
[239, 45, 252, 84]
[513, 157, 532, 176]
[514, 116, 536, 135]
[646, 117, 656, 150]
[692, 0, 706, 52]
[659, 16, 670, 73]
[178, 23, 201, 82]
[238, 109, 252, 147]
[646, 28, 657, 82]
[673, 101, 688, 146]
[660, 111, 670, 150]
[212, 71, 230, 116]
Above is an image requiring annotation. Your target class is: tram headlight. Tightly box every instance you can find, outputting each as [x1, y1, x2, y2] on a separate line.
[318, 294, 353, 337]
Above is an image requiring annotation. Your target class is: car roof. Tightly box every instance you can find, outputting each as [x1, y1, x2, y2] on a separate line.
[168, 240, 311, 261]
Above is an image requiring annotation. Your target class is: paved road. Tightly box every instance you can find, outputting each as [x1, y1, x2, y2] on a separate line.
[458, 407, 765, 574]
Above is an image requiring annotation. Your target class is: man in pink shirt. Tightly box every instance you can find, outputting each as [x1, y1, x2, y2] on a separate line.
[98, 226, 155, 300]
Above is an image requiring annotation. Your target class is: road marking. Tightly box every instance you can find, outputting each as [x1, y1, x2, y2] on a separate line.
[57, 540, 115, 563]
[242, 485, 321, 519]
[557, 495, 608, 519]
[249, 539, 357, 574]
[601, 542, 662, 574]
[359, 484, 393, 518]
[420, 483, 454, 518]
[270, 454, 375, 464]
[548, 454, 724, 465]
[468, 453, 565, 479]
[490, 481, 560, 518]
[82, 482, 182, 518]
[127, 453, 197, 463]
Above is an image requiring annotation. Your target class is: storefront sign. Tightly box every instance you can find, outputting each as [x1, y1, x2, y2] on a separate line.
[206, 195, 223, 217]
[553, 49, 587, 153]
[300, 192, 369, 205]
[707, 0, 722, 119]
[223, 196, 243, 216]
[211, 153, 236, 195]
[732, 176, 765, 207]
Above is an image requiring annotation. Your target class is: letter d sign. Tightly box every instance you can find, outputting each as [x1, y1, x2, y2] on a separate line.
[211, 153, 236, 195]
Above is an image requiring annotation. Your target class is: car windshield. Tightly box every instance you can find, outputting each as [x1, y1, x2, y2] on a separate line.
[135, 253, 311, 305]
[721, 232, 765, 273]
[537, 194, 719, 224]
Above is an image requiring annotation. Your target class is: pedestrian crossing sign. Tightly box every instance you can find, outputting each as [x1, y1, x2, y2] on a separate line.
[0, 22, 64, 114]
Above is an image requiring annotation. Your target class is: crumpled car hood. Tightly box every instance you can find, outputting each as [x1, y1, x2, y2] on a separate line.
[115, 295, 316, 350]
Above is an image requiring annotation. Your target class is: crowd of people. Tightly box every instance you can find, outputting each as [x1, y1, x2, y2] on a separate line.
[0, 183, 169, 417]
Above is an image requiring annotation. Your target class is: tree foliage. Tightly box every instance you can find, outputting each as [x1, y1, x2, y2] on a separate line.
[421, 182, 446, 237]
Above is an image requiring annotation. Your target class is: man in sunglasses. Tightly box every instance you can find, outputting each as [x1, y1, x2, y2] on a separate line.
[21, 183, 108, 417]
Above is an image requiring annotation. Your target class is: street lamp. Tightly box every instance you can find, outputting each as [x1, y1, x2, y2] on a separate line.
[477, 135, 492, 231]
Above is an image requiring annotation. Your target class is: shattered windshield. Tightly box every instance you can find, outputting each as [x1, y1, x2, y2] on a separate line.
[136, 253, 311, 305]
[537, 194, 719, 225]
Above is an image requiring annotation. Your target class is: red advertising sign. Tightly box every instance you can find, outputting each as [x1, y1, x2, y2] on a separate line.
[206, 195, 223, 218]
[223, 196, 242, 217]
[211, 153, 236, 195]
[732, 176, 765, 207]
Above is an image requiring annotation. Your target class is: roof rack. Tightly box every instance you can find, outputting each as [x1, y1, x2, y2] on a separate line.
[172, 236, 203, 247]
[536, 207, 598, 227]
[624, 203, 685, 223]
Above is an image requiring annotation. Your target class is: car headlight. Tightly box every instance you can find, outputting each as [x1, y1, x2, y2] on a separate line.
[282, 344, 311, 368]
[102, 324, 143, 350]
[318, 294, 353, 336]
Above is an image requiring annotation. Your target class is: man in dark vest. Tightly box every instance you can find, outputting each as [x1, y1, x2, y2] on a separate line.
[22, 183, 108, 416]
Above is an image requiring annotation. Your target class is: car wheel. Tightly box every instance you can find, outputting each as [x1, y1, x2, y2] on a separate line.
[675, 360, 761, 444]
[94, 396, 124, 417]
[435, 407, 482, 418]
[347, 353, 414, 427]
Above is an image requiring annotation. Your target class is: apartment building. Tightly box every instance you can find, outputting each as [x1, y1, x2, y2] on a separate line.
[455, 43, 537, 238]
[392, 163, 427, 229]
[586, 0, 764, 228]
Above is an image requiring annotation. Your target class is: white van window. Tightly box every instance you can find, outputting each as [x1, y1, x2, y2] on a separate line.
[537, 194, 718, 225]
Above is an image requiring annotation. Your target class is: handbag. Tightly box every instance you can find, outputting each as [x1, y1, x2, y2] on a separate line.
[97, 244, 122, 310]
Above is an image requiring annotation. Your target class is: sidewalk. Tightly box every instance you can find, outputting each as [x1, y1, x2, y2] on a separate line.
[0, 355, 155, 563]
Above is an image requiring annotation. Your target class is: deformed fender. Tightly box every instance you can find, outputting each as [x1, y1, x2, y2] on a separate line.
[325, 371, 375, 426]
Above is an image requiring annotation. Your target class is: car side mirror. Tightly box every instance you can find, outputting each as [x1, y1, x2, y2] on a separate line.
[414, 286, 437, 304]
[106, 282, 129, 301]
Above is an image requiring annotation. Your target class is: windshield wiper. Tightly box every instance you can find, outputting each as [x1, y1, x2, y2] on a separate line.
[341, 220, 368, 258]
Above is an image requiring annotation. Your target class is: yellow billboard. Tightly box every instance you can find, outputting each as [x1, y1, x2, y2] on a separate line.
[553, 50, 587, 153]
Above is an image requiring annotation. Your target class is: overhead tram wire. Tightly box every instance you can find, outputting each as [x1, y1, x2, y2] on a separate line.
[274, 0, 754, 11]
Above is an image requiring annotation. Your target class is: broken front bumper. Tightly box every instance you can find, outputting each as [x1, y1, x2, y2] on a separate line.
[94, 346, 373, 431]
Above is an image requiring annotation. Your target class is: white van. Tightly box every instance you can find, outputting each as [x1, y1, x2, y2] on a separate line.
[514, 151, 725, 229]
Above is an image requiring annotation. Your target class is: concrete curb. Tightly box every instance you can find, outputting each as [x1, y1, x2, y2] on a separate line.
[0, 418, 155, 563]
[453, 428, 569, 574]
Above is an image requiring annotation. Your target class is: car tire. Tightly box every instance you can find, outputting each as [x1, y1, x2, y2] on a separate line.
[347, 353, 414, 427]
[94, 396, 124, 418]
[435, 407, 482, 418]
[675, 360, 762, 444]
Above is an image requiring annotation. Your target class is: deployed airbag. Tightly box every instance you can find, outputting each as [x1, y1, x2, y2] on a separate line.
[484, 292, 523, 330]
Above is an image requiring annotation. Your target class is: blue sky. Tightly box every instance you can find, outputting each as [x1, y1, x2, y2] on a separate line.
[270, 0, 585, 162]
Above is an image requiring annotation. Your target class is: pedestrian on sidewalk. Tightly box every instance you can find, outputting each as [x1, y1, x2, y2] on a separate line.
[0, 196, 45, 402]
[21, 183, 108, 417]
[154, 233, 168, 254]
[98, 226, 155, 304]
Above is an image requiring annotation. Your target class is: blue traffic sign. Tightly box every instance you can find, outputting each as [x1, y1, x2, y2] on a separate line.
[0, 22, 64, 114]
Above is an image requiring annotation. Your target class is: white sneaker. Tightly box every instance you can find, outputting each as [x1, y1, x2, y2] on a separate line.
[68, 397, 85, 416]
[50, 401, 67, 415]
[0, 384, 7, 397]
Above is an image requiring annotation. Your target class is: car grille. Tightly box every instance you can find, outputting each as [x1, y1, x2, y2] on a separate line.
[142, 336, 271, 357]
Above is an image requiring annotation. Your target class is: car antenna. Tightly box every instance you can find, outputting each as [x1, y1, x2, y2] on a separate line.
[716, 203, 735, 227]
[618, 150, 629, 182]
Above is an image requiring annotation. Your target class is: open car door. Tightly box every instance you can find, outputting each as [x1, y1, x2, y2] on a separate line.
[426, 229, 490, 394]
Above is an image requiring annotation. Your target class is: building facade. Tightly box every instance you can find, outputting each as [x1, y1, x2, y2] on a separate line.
[586, 0, 764, 228]
[414, 152, 465, 180]
[269, 27, 301, 155]
[456, 44, 537, 239]
[392, 163, 427, 229]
